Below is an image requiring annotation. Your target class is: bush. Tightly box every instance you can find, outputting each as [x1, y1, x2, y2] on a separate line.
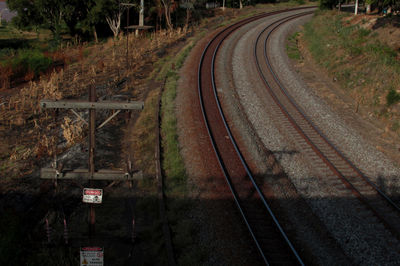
[386, 89, 400, 106]
[7, 49, 53, 77]
[319, 0, 336, 9]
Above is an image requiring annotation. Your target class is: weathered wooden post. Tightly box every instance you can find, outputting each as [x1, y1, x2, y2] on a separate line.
[120, 3, 135, 69]
[40, 85, 143, 238]
[139, 0, 144, 27]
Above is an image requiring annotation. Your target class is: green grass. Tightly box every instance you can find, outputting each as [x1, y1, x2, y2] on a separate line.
[11, 49, 53, 76]
[153, 40, 206, 264]
[160, 43, 195, 192]
[0, 24, 57, 80]
[287, 32, 302, 60]
[303, 10, 400, 107]
[0, 25, 24, 39]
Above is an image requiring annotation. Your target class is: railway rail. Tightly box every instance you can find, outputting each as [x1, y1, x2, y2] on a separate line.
[254, 10, 400, 241]
[198, 8, 315, 265]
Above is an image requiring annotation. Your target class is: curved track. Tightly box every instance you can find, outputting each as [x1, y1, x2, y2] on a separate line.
[254, 11, 400, 240]
[198, 8, 314, 265]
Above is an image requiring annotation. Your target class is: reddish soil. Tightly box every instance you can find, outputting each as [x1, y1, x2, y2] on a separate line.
[176, 23, 263, 265]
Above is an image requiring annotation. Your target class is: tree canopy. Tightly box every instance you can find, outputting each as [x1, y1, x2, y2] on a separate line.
[319, 0, 400, 11]
[6, 0, 280, 41]
[7, 0, 135, 40]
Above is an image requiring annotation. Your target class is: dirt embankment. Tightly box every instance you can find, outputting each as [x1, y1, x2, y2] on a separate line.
[297, 11, 400, 166]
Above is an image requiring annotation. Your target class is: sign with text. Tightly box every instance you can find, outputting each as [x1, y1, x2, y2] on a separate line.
[82, 188, 103, 204]
[80, 247, 104, 265]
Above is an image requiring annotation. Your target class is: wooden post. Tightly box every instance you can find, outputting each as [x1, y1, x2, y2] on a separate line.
[89, 84, 96, 238]
[139, 0, 144, 27]
[40, 84, 144, 241]
[126, 7, 130, 69]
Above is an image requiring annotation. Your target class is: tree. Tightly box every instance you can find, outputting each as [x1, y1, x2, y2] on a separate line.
[106, 6, 123, 38]
[148, 0, 163, 31]
[161, 0, 174, 30]
[7, 0, 44, 30]
[7, 0, 68, 39]
[160, 0, 173, 30]
[36, 0, 68, 39]
[181, 0, 195, 27]
[319, 0, 337, 9]
[63, 0, 91, 40]
[91, 0, 134, 39]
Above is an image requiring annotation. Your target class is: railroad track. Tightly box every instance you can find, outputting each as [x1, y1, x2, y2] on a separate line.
[254, 10, 400, 241]
[198, 8, 315, 265]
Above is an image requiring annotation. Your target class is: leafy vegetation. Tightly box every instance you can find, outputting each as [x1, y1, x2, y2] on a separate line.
[153, 40, 207, 264]
[386, 89, 400, 106]
[7, 49, 53, 76]
[319, 0, 400, 11]
[287, 31, 302, 60]
[302, 10, 400, 133]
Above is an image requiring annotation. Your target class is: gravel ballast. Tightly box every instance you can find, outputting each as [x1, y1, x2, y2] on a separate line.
[215, 10, 400, 265]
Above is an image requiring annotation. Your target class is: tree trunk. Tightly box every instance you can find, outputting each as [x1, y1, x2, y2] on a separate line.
[185, 8, 190, 27]
[161, 0, 173, 30]
[355, 0, 359, 15]
[93, 26, 98, 44]
[106, 14, 121, 38]
[239, 0, 243, 9]
[165, 6, 173, 30]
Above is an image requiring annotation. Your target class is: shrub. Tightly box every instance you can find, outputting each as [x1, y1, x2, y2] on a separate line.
[4, 49, 53, 79]
[17, 50, 53, 76]
[319, 0, 337, 9]
[386, 89, 400, 106]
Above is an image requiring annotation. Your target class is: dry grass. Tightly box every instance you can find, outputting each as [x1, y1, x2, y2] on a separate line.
[0, 27, 191, 181]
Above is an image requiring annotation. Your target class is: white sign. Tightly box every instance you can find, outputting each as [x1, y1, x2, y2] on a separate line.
[80, 247, 104, 265]
[82, 188, 103, 204]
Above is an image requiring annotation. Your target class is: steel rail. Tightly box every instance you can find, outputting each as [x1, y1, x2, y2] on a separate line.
[263, 15, 400, 213]
[254, 12, 400, 238]
[198, 8, 313, 265]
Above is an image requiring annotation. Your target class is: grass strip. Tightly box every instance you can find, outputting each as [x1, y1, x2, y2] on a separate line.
[287, 32, 302, 60]
[158, 41, 207, 264]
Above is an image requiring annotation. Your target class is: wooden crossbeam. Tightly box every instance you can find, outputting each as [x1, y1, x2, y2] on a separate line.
[40, 99, 143, 110]
[39, 84, 144, 239]
[41, 168, 143, 181]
